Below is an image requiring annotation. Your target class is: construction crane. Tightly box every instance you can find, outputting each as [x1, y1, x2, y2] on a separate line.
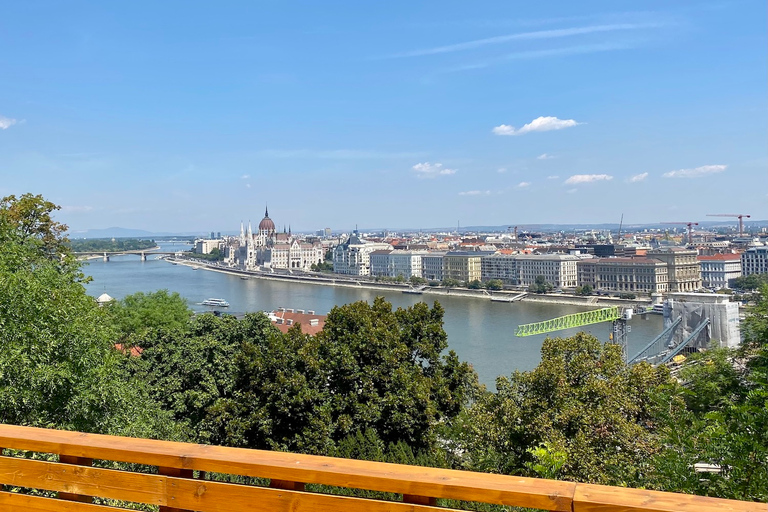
[661, 222, 699, 245]
[706, 213, 751, 236]
[516, 307, 633, 361]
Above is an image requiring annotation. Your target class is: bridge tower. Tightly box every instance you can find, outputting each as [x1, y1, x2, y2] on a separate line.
[140, 252, 147, 261]
[103, 252, 109, 262]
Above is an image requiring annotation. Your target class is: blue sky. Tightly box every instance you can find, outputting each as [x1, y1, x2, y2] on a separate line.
[1, 1, 765, 233]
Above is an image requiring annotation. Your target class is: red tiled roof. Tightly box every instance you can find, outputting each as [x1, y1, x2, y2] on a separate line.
[271, 310, 326, 336]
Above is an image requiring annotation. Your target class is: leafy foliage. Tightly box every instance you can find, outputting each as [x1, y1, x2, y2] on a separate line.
[528, 275, 554, 294]
[457, 333, 671, 485]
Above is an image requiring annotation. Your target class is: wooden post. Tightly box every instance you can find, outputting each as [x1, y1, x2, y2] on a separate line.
[270, 479, 305, 491]
[159, 467, 194, 512]
[403, 494, 437, 506]
[58, 455, 93, 503]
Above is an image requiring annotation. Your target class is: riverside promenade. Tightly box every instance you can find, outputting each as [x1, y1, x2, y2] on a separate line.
[166, 256, 650, 309]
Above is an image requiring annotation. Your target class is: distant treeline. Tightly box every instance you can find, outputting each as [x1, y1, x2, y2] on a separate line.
[68, 238, 156, 252]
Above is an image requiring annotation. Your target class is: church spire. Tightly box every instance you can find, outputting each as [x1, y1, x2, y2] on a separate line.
[265, 205, 269, 218]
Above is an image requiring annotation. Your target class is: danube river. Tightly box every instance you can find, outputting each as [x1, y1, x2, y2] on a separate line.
[84, 243, 664, 388]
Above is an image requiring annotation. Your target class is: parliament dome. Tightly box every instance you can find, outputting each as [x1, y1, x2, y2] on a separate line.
[258, 207, 275, 232]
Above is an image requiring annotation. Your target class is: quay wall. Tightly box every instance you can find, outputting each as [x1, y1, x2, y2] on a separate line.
[167, 258, 650, 309]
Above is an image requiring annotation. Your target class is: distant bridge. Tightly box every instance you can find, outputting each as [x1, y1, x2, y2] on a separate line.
[74, 250, 183, 261]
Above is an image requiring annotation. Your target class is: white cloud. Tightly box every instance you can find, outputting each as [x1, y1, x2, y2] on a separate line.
[662, 164, 727, 178]
[566, 188, 578, 194]
[516, 181, 531, 188]
[245, 183, 251, 188]
[628, 172, 648, 183]
[547, 175, 560, 180]
[493, 116, 581, 136]
[564, 174, 613, 185]
[497, 167, 508, 173]
[241, 174, 250, 179]
[459, 190, 491, 196]
[537, 153, 555, 160]
[412, 162, 456, 178]
[0, 116, 17, 130]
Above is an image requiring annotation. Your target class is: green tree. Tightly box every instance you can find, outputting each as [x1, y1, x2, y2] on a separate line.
[457, 333, 671, 485]
[210, 298, 477, 456]
[485, 279, 504, 291]
[467, 279, 484, 290]
[0, 193, 70, 263]
[441, 278, 461, 288]
[528, 275, 554, 294]
[108, 290, 193, 341]
[575, 285, 593, 296]
[0, 195, 176, 438]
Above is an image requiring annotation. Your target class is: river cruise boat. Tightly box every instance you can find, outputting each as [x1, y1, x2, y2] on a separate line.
[201, 298, 230, 307]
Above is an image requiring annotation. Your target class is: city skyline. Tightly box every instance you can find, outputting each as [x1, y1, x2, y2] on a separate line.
[1, 1, 766, 232]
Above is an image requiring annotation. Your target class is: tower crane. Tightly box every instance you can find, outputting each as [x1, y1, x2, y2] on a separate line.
[661, 222, 699, 245]
[706, 213, 751, 236]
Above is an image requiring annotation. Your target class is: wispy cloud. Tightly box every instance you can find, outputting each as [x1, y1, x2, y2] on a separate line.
[566, 188, 578, 194]
[0, 116, 17, 130]
[388, 23, 661, 58]
[449, 42, 636, 72]
[497, 167, 508, 173]
[564, 174, 613, 185]
[493, 116, 581, 136]
[628, 172, 648, 183]
[241, 174, 250, 179]
[537, 153, 555, 160]
[547, 175, 560, 180]
[459, 190, 491, 196]
[663, 164, 727, 178]
[255, 149, 426, 160]
[516, 181, 531, 189]
[412, 162, 456, 179]
[61, 205, 94, 213]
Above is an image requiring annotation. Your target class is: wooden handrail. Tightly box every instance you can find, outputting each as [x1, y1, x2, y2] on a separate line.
[0, 424, 762, 512]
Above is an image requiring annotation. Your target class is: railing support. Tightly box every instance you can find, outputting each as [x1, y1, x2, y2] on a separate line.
[159, 466, 194, 512]
[403, 494, 437, 506]
[270, 479, 305, 491]
[58, 455, 93, 503]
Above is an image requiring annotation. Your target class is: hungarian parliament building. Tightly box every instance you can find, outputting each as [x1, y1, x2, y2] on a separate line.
[223, 207, 324, 272]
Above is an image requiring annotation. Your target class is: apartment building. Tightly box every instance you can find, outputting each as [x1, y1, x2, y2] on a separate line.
[646, 248, 702, 292]
[578, 258, 669, 294]
[698, 254, 742, 289]
[514, 254, 579, 288]
[443, 251, 485, 282]
[422, 252, 447, 282]
[369, 250, 427, 278]
[741, 246, 768, 276]
[333, 233, 393, 276]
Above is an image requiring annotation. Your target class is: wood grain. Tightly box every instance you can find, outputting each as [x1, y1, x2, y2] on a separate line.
[573, 483, 767, 512]
[0, 490, 112, 511]
[0, 424, 574, 511]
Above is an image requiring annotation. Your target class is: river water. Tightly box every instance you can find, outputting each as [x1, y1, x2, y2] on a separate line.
[83, 242, 663, 388]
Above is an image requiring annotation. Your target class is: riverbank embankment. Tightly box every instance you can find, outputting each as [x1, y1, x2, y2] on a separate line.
[167, 257, 650, 309]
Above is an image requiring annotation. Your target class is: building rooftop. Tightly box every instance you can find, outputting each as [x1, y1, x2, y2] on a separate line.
[270, 309, 326, 336]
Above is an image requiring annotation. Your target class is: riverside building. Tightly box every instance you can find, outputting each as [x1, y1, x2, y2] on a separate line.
[577, 258, 669, 294]
[646, 248, 702, 292]
[698, 254, 742, 289]
[333, 231, 393, 276]
[741, 246, 768, 276]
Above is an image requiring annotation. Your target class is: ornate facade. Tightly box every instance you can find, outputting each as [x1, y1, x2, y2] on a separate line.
[231, 207, 323, 271]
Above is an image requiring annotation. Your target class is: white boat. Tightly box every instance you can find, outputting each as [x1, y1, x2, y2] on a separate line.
[201, 298, 230, 307]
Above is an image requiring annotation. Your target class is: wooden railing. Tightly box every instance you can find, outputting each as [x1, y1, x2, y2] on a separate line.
[0, 424, 762, 512]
